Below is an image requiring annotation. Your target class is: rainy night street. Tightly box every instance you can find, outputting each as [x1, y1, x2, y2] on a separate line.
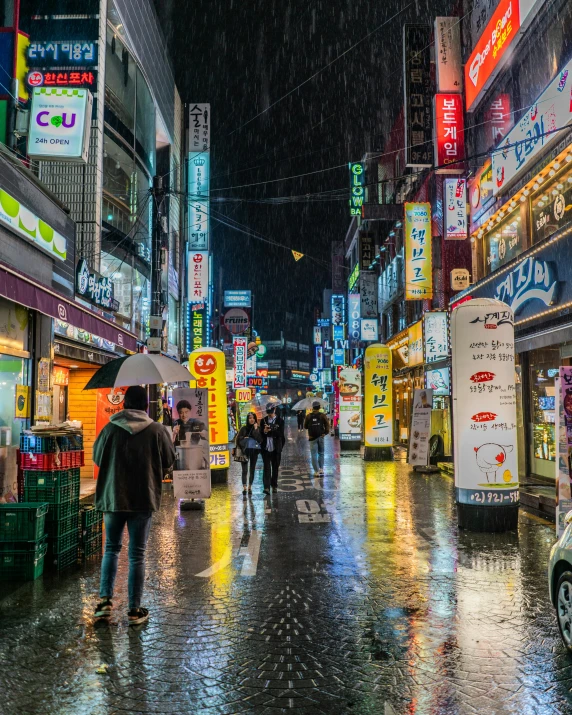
[1, 420, 569, 715]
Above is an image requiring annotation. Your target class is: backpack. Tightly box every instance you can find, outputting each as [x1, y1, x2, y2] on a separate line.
[308, 413, 324, 439]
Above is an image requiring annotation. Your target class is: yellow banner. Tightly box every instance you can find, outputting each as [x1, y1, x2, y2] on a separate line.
[15, 384, 30, 419]
[408, 321, 423, 366]
[364, 344, 393, 447]
[189, 348, 229, 470]
[405, 202, 433, 300]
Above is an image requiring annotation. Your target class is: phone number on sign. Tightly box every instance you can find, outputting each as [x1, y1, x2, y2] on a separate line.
[470, 490, 519, 504]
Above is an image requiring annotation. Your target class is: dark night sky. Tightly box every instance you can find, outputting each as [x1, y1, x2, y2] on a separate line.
[154, 0, 453, 339]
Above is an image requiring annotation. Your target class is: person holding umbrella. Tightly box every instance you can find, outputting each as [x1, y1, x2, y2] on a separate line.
[260, 403, 285, 494]
[233, 412, 262, 495]
[93, 385, 175, 625]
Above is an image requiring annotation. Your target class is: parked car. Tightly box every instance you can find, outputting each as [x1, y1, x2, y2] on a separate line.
[549, 511, 572, 652]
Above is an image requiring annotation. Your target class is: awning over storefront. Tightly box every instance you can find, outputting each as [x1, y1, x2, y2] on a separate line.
[0, 259, 137, 352]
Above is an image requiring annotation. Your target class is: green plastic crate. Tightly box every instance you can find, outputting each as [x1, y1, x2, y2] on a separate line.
[0, 538, 48, 581]
[45, 500, 79, 523]
[81, 532, 103, 559]
[49, 543, 79, 571]
[48, 529, 79, 555]
[24, 469, 80, 489]
[81, 506, 102, 531]
[0, 503, 48, 542]
[45, 513, 79, 540]
[24, 479, 80, 505]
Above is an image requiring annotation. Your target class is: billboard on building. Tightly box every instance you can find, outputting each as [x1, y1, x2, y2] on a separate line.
[404, 202, 433, 300]
[188, 103, 210, 250]
[408, 321, 423, 366]
[423, 312, 449, 363]
[224, 290, 251, 307]
[233, 336, 247, 389]
[28, 88, 92, 162]
[349, 163, 365, 216]
[492, 56, 572, 195]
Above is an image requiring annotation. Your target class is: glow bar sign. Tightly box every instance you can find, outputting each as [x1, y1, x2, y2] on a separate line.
[405, 202, 433, 300]
[349, 163, 365, 216]
[233, 336, 247, 389]
[492, 56, 572, 195]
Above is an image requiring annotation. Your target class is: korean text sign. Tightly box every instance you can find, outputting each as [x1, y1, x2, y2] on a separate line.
[188, 251, 208, 302]
[403, 24, 433, 168]
[405, 203, 433, 300]
[445, 178, 467, 238]
[189, 348, 230, 470]
[408, 321, 424, 366]
[451, 299, 518, 505]
[233, 336, 247, 389]
[434, 94, 465, 171]
[423, 312, 449, 363]
[172, 387, 211, 500]
[364, 344, 393, 447]
[492, 56, 572, 195]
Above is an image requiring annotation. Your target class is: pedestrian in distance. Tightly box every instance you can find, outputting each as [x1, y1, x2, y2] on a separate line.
[233, 411, 262, 495]
[93, 385, 176, 625]
[304, 401, 330, 476]
[260, 403, 285, 494]
[297, 410, 305, 431]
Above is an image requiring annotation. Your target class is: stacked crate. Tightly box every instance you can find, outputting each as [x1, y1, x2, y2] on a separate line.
[20, 431, 84, 571]
[80, 505, 103, 559]
[0, 503, 49, 581]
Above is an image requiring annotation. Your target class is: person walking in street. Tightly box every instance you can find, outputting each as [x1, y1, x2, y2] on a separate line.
[260, 403, 285, 494]
[93, 385, 176, 625]
[234, 412, 262, 495]
[297, 410, 305, 431]
[304, 401, 330, 477]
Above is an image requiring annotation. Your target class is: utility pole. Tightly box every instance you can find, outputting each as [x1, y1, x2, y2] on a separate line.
[149, 175, 165, 421]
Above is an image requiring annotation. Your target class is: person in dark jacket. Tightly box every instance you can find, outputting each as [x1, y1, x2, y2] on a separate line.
[233, 412, 262, 495]
[296, 410, 305, 431]
[260, 404, 285, 494]
[93, 385, 175, 625]
[304, 402, 330, 476]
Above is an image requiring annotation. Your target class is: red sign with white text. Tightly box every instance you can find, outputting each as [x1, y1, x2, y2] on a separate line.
[434, 94, 465, 172]
[484, 93, 513, 147]
[465, 0, 521, 111]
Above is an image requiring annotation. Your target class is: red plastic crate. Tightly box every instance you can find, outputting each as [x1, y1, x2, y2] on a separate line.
[19, 451, 84, 470]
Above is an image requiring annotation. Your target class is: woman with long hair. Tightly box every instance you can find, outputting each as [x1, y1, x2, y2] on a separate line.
[234, 412, 262, 495]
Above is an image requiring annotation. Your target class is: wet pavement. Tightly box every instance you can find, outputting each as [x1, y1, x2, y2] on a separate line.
[1, 418, 571, 714]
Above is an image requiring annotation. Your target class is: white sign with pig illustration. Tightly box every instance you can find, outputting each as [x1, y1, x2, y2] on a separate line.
[451, 298, 519, 506]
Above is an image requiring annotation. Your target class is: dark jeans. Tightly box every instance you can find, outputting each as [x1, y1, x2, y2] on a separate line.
[99, 511, 152, 609]
[297, 414, 305, 429]
[241, 448, 260, 486]
[261, 450, 281, 490]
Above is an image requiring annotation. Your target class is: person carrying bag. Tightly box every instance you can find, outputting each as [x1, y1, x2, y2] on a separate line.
[233, 412, 262, 495]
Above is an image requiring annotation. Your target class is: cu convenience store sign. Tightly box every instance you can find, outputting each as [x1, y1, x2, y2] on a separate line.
[465, 0, 540, 112]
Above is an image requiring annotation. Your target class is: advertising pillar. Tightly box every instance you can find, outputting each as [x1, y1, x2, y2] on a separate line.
[189, 347, 230, 484]
[338, 366, 362, 451]
[451, 299, 518, 532]
[363, 344, 393, 461]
